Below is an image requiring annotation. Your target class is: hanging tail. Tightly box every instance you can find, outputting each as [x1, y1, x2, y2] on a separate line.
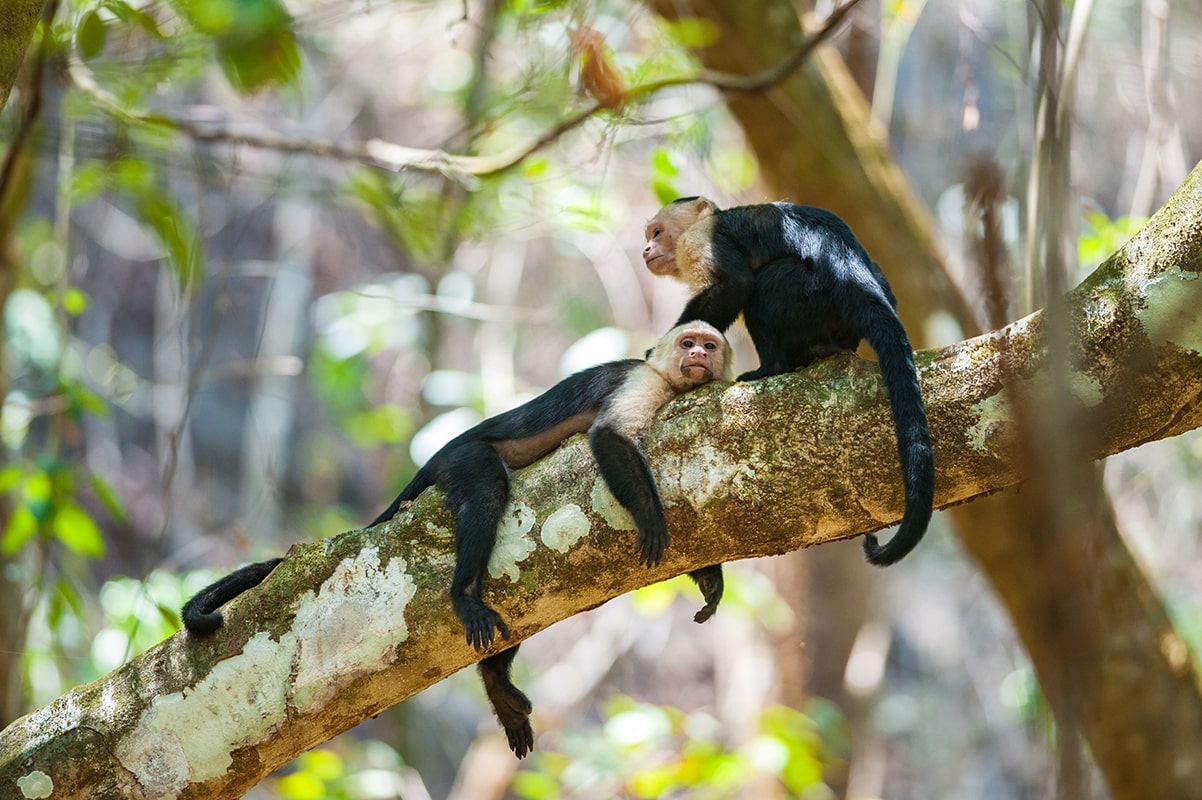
[858, 300, 934, 566]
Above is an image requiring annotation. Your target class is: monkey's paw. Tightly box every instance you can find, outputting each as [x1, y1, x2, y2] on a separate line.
[457, 602, 511, 652]
[636, 526, 668, 567]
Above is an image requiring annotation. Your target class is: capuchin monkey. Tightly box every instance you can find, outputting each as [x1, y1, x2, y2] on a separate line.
[643, 196, 934, 566]
[182, 321, 731, 758]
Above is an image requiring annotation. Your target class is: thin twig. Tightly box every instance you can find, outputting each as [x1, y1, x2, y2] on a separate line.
[66, 0, 862, 184]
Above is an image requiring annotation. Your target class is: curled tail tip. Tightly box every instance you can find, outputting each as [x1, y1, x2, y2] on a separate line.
[181, 604, 223, 635]
[861, 520, 928, 567]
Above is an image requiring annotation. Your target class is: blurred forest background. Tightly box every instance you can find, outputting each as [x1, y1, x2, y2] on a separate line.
[2, 0, 1201, 798]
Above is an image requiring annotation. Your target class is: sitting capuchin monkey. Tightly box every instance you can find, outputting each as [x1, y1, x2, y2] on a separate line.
[182, 321, 731, 758]
[643, 196, 934, 566]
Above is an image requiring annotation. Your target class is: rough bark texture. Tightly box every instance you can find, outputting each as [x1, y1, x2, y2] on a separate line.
[0, 0, 44, 113]
[0, 0, 47, 731]
[2, 161, 1202, 799]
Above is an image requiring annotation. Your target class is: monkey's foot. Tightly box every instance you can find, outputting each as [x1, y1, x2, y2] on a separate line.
[687, 564, 724, 624]
[480, 659, 535, 758]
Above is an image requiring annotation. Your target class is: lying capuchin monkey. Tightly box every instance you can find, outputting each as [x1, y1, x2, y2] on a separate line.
[643, 196, 934, 566]
[182, 321, 731, 757]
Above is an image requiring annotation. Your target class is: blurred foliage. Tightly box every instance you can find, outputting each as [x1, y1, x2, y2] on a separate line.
[2, 0, 1201, 797]
[268, 740, 416, 800]
[513, 699, 840, 799]
[23, 568, 198, 706]
[1078, 210, 1148, 272]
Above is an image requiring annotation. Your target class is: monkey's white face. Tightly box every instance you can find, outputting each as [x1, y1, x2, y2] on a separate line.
[643, 200, 713, 279]
[642, 216, 679, 277]
[669, 325, 727, 387]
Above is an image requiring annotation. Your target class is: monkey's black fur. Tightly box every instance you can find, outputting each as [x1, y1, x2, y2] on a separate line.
[670, 199, 934, 565]
[181, 340, 726, 757]
[368, 359, 644, 651]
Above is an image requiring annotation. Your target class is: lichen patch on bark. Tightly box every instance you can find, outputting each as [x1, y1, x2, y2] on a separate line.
[292, 548, 416, 712]
[540, 504, 591, 552]
[487, 501, 537, 580]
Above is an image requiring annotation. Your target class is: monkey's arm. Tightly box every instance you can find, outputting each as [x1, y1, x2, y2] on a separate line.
[588, 424, 668, 566]
[673, 271, 754, 332]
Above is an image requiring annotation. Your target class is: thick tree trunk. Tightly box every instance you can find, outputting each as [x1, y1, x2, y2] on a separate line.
[3, 161, 1202, 798]
[0, 0, 45, 113]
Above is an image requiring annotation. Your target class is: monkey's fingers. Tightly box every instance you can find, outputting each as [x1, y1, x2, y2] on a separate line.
[635, 535, 665, 567]
[494, 617, 512, 641]
[463, 608, 509, 651]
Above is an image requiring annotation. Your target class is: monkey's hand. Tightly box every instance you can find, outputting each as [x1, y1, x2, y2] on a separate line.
[687, 564, 724, 623]
[455, 597, 511, 651]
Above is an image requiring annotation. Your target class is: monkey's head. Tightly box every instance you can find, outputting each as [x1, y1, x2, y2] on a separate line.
[643, 197, 718, 278]
[650, 320, 732, 390]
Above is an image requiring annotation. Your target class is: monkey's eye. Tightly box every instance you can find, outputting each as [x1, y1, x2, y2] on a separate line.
[681, 338, 695, 348]
[704, 341, 716, 350]
[651, 228, 662, 239]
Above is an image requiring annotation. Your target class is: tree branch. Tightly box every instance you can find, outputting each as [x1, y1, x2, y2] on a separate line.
[2, 160, 1202, 798]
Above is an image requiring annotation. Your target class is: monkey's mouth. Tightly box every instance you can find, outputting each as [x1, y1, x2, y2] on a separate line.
[644, 254, 670, 274]
[681, 364, 712, 381]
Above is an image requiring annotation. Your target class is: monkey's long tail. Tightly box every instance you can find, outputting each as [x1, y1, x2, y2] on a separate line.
[860, 305, 935, 566]
[182, 557, 284, 634]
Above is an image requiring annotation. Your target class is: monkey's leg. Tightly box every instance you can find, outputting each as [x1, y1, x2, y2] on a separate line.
[687, 564, 724, 623]
[479, 645, 535, 758]
[442, 444, 512, 651]
[589, 426, 668, 566]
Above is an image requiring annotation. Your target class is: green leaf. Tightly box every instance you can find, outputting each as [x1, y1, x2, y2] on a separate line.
[62, 287, 89, 316]
[177, 0, 301, 92]
[53, 503, 106, 558]
[663, 17, 722, 49]
[511, 769, 560, 799]
[0, 465, 23, 495]
[2, 504, 37, 554]
[106, 1, 165, 38]
[114, 158, 156, 195]
[90, 473, 128, 524]
[69, 162, 109, 201]
[77, 10, 107, 59]
[651, 178, 680, 206]
[136, 192, 203, 290]
[651, 147, 682, 178]
[65, 383, 110, 420]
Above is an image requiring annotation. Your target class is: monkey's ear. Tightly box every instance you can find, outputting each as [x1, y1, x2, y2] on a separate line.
[692, 198, 715, 219]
